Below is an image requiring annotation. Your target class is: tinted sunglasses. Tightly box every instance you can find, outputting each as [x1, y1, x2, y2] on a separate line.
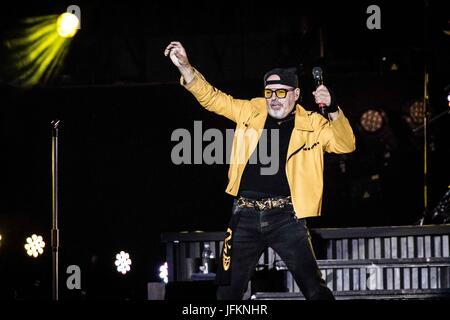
[264, 88, 294, 99]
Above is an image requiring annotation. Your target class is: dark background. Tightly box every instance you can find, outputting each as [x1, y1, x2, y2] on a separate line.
[0, 0, 448, 299]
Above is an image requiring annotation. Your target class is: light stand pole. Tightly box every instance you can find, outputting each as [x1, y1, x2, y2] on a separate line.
[51, 119, 60, 300]
[419, 74, 430, 225]
[414, 94, 449, 225]
[417, 0, 430, 226]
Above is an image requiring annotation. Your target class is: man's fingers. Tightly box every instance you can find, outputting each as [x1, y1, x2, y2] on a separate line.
[313, 91, 329, 98]
[313, 85, 328, 94]
[313, 85, 331, 106]
[165, 44, 177, 52]
[164, 42, 183, 56]
[168, 42, 183, 51]
[164, 45, 175, 56]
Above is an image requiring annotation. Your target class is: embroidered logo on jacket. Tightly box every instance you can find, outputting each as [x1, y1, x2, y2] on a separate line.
[222, 228, 233, 271]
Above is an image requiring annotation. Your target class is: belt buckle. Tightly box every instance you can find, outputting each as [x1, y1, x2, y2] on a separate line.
[256, 200, 266, 211]
[256, 199, 272, 210]
[273, 199, 281, 208]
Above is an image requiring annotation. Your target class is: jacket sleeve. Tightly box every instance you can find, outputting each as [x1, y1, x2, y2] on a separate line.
[181, 69, 252, 123]
[318, 109, 356, 154]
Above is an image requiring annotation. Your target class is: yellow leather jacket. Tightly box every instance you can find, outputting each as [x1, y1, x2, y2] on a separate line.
[182, 69, 355, 218]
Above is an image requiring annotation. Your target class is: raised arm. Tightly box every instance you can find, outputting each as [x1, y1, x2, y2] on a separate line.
[164, 41, 195, 84]
[164, 41, 255, 123]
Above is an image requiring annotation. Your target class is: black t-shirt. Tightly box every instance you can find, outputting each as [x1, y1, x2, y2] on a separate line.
[239, 113, 295, 199]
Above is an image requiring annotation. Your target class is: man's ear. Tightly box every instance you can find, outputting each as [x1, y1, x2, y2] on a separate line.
[295, 88, 301, 101]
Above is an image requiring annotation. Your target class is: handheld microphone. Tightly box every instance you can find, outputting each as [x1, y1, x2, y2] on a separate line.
[312, 67, 326, 115]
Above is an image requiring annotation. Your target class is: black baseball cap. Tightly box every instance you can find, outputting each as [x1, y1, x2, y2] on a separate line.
[264, 67, 298, 88]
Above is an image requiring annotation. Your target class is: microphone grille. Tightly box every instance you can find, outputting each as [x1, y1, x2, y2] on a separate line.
[312, 67, 323, 80]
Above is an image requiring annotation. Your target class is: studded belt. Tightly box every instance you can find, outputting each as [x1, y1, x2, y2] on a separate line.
[237, 196, 292, 211]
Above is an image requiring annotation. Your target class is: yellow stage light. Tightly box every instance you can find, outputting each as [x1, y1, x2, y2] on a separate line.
[4, 12, 77, 87]
[56, 13, 79, 38]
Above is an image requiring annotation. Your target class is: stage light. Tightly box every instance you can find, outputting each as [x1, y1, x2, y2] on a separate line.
[24, 234, 45, 258]
[114, 251, 132, 274]
[401, 99, 429, 134]
[360, 109, 385, 133]
[159, 262, 168, 283]
[4, 11, 78, 87]
[56, 13, 79, 38]
[407, 100, 425, 125]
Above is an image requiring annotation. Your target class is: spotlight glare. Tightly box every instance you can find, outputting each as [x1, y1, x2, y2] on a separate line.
[158, 262, 169, 283]
[5, 14, 74, 87]
[24, 234, 45, 258]
[114, 251, 132, 275]
[56, 13, 79, 38]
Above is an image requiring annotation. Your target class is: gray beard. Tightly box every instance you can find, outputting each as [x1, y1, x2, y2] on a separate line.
[268, 107, 290, 119]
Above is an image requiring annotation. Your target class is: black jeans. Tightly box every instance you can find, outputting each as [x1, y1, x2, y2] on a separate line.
[217, 200, 334, 300]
